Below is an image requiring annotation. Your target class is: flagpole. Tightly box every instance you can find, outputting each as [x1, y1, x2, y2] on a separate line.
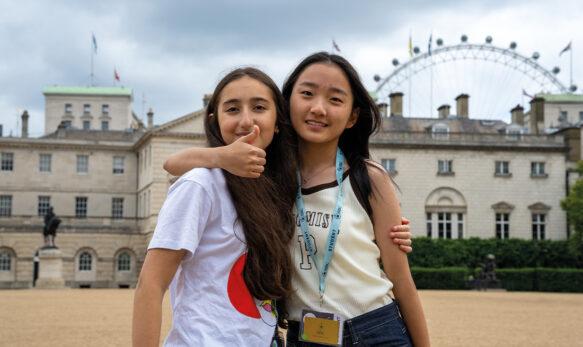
[570, 45, 573, 88]
[90, 40, 94, 86]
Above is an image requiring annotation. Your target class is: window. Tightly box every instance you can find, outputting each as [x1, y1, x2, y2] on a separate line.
[426, 213, 432, 238]
[65, 103, 72, 115]
[118, 253, 131, 271]
[1, 153, 13, 171]
[438, 160, 453, 174]
[83, 104, 91, 115]
[559, 111, 568, 122]
[75, 197, 87, 218]
[457, 213, 464, 239]
[0, 252, 11, 271]
[579, 111, 583, 122]
[532, 214, 546, 240]
[0, 195, 12, 216]
[83, 120, 90, 130]
[64, 120, 72, 129]
[38, 196, 51, 216]
[432, 124, 450, 139]
[76, 155, 88, 174]
[495, 161, 510, 175]
[112, 198, 124, 218]
[496, 213, 510, 239]
[101, 121, 109, 131]
[531, 162, 546, 176]
[39, 154, 52, 172]
[102, 104, 110, 115]
[79, 252, 92, 271]
[437, 212, 452, 239]
[381, 159, 397, 173]
[113, 157, 124, 174]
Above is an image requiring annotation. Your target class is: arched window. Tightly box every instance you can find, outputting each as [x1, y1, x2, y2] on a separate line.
[118, 252, 131, 271]
[79, 252, 92, 271]
[0, 252, 11, 271]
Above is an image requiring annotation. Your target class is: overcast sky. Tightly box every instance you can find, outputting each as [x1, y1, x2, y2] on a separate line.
[1, 0, 581, 137]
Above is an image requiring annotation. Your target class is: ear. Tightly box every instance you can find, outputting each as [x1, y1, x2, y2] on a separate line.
[345, 107, 359, 129]
[274, 125, 280, 134]
[209, 113, 215, 118]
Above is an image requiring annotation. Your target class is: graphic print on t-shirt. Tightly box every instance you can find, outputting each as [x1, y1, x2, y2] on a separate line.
[294, 210, 340, 271]
[227, 253, 276, 327]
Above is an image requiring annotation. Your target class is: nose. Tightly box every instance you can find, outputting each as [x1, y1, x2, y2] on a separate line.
[239, 107, 253, 128]
[310, 97, 326, 117]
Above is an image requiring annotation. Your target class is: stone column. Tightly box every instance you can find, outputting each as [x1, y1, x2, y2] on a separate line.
[35, 248, 66, 289]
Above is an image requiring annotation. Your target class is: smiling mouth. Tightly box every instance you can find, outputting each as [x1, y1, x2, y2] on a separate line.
[306, 120, 327, 127]
[236, 131, 252, 136]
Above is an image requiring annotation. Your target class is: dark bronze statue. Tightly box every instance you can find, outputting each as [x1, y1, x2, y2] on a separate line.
[477, 254, 501, 290]
[43, 207, 61, 248]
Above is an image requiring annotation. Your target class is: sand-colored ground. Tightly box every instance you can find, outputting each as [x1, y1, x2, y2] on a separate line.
[0, 289, 582, 346]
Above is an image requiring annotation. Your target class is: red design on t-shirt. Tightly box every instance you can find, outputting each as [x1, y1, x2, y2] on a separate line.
[227, 253, 260, 318]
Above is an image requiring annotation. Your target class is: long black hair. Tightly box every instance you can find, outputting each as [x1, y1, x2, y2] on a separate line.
[282, 52, 382, 215]
[205, 68, 298, 327]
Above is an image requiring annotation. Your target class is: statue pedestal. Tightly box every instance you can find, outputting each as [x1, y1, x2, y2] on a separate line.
[35, 248, 66, 289]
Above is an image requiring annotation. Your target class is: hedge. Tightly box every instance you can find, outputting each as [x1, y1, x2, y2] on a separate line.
[410, 267, 469, 290]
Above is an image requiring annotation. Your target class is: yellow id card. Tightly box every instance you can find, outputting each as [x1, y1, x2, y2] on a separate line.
[303, 317, 339, 345]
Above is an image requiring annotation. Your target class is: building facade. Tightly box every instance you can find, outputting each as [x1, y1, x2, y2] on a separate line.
[0, 87, 581, 289]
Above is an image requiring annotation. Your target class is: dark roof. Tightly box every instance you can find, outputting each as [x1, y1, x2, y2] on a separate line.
[42, 129, 141, 142]
[380, 116, 508, 134]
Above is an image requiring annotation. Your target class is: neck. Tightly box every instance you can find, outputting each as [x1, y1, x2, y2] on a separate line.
[298, 139, 339, 176]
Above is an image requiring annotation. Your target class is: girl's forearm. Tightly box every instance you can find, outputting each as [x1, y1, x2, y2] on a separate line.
[132, 282, 165, 347]
[392, 278, 431, 347]
[163, 147, 221, 176]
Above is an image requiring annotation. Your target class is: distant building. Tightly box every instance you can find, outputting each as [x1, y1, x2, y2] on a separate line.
[0, 86, 581, 289]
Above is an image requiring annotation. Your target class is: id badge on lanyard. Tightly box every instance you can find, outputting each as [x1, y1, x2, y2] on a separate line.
[296, 147, 345, 346]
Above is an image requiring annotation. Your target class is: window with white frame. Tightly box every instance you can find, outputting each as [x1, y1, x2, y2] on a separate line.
[432, 124, 450, 139]
[0, 252, 11, 271]
[112, 198, 124, 218]
[437, 212, 452, 239]
[426, 213, 432, 237]
[532, 213, 546, 240]
[113, 156, 125, 174]
[496, 213, 510, 239]
[65, 103, 72, 115]
[79, 252, 92, 271]
[39, 154, 52, 172]
[457, 213, 464, 239]
[495, 161, 510, 175]
[83, 104, 91, 115]
[83, 120, 90, 130]
[1, 153, 13, 171]
[118, 252, 131, 271]
[438, 160, 453, 174]
[0, 195, 12, 216]
[102, 104, 109, 115]
[101, 121, 109, 131]
[76, 155, 89, 174]
[75, 197, 87, 218]
[381, 159, 397, 173]
[38, 196, 51, 216]
[531, 162, 546, 176]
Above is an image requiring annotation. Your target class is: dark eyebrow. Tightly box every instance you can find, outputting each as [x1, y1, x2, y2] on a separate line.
[298, 81, 348, 96]
[222, 97, 270, 106]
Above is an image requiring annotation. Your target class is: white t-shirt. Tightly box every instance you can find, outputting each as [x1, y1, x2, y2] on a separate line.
[148, 168, 277, 347]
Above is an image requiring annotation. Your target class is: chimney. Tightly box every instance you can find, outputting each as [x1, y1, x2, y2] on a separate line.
[437, 104, 451, 119]
[21, 110, 29, 138]
[511, 104, 524, 125]
[389, 92, 403, 117]
[203, 94, 212, 107]
[147, 108, 154, 129]
[0, 124, 3, 137]
[529, 97, 545, 134]
[57, 121, 67, 138]
[378, 103, 388, 117]
[455, 94, 469, 118]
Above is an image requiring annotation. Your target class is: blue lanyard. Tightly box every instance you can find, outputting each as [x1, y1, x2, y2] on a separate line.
[296, 147, 344, 300]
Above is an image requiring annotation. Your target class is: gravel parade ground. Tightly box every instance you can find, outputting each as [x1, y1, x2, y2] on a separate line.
[1, 289, 582, 346]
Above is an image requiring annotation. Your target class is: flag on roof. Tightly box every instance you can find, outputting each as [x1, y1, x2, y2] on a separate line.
[428, 34, 433, 56]
[92, 33, 98, 54]
[409, 34, 413, 57]
[559, 41, 572, 56]
[332, 39, 341, 53]
[522, 89, 533, 99]
[114, 69, 120, 82]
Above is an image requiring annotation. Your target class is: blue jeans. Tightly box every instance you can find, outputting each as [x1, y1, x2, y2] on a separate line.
[286, 301, 412, 346]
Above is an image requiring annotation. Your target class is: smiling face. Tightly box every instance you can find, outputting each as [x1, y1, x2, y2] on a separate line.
[214, 76, 278, 150]
[289, 62, 359, 148]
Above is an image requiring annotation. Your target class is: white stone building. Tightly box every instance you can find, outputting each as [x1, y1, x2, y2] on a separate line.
[0, 87, 581, 289]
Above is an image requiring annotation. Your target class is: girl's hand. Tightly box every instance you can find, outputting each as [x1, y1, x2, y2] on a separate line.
[219, 125, 267, 178]
[390, 217, 412, 253]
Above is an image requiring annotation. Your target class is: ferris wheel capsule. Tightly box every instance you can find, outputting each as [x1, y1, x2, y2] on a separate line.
[532, 52, 540, 60]
[485, 36, 493, 44]
[461, 35, 468, 43]
[509, 42, 517, 49]
[374, 74, 381, 82]
[552, 66, 560, 74]
[436, 38, 444, 46]
[392, 58, 399, 66]
[413, 46, 420, 54]
[570, 84, 577, 92]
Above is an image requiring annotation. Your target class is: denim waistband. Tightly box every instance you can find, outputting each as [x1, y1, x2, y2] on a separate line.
[288, 300, 402, 338]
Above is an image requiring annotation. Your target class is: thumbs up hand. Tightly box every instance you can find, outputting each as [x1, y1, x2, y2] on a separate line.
[221, 125, 266, 178]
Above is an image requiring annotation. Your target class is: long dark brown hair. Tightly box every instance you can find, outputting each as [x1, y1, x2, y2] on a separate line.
[283, 52, 382, 215]
[205, 67, 298, 327]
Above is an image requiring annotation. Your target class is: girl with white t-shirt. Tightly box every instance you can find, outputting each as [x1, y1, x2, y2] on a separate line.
[132, 68, 298, 347]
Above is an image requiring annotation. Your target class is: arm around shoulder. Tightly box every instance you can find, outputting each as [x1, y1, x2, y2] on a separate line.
[367, 166, 430, 347]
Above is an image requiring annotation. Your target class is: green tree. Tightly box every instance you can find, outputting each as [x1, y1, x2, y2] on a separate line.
[561, 161, 583, 266]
